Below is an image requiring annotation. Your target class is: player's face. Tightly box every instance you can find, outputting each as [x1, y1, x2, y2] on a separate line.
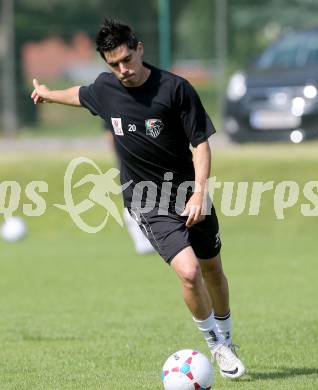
[104, 43, 146, 87]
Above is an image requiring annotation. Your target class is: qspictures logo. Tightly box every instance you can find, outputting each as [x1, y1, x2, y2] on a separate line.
[54, 157, 132, 233]
[0, 157, 317, 233]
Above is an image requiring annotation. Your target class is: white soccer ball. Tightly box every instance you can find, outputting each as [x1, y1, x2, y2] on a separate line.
[162, 349, 213, 390]
[0, 217, 27, 242]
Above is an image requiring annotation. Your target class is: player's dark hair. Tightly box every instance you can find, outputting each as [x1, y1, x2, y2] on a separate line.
[96, 18, 138, 60]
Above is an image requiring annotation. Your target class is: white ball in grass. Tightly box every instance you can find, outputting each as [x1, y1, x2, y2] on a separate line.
[0, 217, 27, 242]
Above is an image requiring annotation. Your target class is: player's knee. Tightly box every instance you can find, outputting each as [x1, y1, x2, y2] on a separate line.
[180, 263, 202, 289]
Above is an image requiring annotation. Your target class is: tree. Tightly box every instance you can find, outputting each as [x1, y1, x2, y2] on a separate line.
[13, 0, 161, 127]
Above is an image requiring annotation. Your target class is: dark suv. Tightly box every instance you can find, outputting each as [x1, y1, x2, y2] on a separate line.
[224, 28, 318, 143]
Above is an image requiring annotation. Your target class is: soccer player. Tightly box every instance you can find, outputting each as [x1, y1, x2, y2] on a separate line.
[31, 19, 245, 379]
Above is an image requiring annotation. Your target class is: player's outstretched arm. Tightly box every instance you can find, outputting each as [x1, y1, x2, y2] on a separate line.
[31, 78, 81, 106]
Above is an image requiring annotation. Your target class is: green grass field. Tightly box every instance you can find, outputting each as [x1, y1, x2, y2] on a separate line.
[0, 142, 317, 389]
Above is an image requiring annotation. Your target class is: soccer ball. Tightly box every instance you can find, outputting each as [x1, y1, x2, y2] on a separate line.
[0, 217, 27, 242]
[162, 349, 213, 390]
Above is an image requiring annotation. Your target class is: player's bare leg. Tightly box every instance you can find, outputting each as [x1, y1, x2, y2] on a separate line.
[171, 246, 212, 320]
[170, 247, 245, 379]
[199, 254, 229, 315]
[199, 254, 231, 343]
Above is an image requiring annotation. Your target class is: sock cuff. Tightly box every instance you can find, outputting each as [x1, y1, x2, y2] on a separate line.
[193, 312, 215, 332]
[214, 311, 231, 321]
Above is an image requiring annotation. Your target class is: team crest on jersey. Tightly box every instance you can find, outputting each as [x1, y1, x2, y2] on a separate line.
[145, 119, 164, 138]
[111, 117, 124, 136]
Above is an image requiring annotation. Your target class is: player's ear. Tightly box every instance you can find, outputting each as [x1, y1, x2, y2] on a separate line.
[137, 42, 144, 57]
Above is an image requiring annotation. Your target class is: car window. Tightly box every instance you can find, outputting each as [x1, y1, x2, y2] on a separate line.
[255, 32, 318, 69]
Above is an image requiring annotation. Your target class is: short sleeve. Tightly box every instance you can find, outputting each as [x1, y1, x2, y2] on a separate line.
[79, 74, 105, 117]
[176, 79, 216, 147]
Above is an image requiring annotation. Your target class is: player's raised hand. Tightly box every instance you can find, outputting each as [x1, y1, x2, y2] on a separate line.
[31, 78, 50, 104]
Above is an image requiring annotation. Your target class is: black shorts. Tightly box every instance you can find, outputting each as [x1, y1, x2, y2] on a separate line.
[128, 206, 222, 264]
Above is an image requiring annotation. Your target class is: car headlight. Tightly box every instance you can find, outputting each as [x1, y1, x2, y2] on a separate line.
[303, 84, 317, 99]
[226, 72, 247, 101]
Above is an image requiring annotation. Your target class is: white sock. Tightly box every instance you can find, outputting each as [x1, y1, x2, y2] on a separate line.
[193, 312, 224, 352]
[214, 311, 232, 345]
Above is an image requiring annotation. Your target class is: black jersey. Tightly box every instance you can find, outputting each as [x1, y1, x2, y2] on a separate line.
[79, 63, 215, 210]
